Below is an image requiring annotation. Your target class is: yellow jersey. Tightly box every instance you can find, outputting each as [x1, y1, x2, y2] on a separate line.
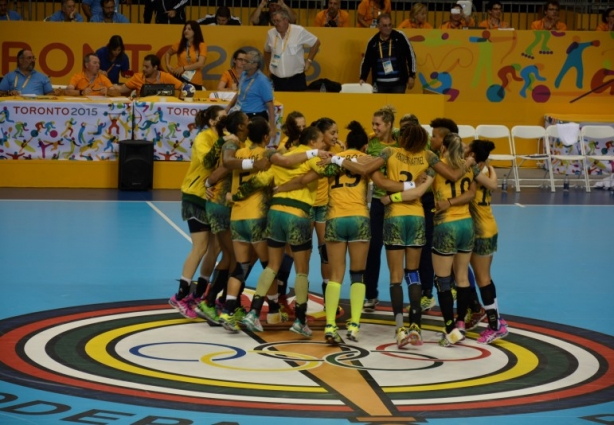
[470, 166, 498, 238]
[327, 149, 370, 219]
[230, 144, 270, 221]
[315, 142, 345, 207]
[432, 158, 475, 225]
[180, 127, 222, 207]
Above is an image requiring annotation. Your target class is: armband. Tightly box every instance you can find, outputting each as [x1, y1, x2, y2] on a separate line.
[331, 156, 344, 167]
[242, 159, 254, 170]
[205, 179, 212, 188]
[402, 181, 416, 191]
[306, 149, 318, 159]
[390, 192, 403, 203]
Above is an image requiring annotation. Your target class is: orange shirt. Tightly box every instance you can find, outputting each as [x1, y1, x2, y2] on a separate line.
[314, 9, 351, 27]
[478, 19, 509, 29]
[398, 19, 433, 29]
[219, 68, 240, 90]
[440, 17, 475, 29]
[595, 22, 612, 31]
[68, 72, 113, 94]
[530, 19, 567, 30]
[170, 41, 208, 86]
[356, 0, 391, 28]
[125, 71, 183, 96]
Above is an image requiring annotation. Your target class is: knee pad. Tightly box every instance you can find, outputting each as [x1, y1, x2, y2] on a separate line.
[404, 269, 421, 287]
[318, 244, 329, 264]
[231, 262, 250, 283]
[350, 270, 364, 284]
[435, 275, 453, 292]
[260, 260, 268, 270]
[277, 254, 294, 284]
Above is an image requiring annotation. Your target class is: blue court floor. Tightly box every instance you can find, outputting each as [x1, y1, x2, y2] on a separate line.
[0, 188, 613, 425]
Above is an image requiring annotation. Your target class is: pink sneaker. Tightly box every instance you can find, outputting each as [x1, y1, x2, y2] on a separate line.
[169, 294, 197, 319]
[477, 320, 509, 344]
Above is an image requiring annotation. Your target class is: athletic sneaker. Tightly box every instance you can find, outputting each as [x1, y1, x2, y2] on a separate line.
[195, 301, 220, 324]
[346, 322, 360, 342]
[233, 306, 247, 323]
[465, 307, 487, 331]
[241, 310, 263, 332]
[439, 327, 464, 347]
[455, 320, 466, 338]
[267, 309, 289, 324]
[219, 312, 240, 332]
[408, 323, 423, 346]
[420, 295, 436, 312]
[324, 324, 342, 345]
[169, 294, 197, 319]
[289, 319, 313, 338]
[396, 327, 410, 348]
[363, 298, 379, 312]
[477, 319, 509, 344]
[451, 285, 457, 301]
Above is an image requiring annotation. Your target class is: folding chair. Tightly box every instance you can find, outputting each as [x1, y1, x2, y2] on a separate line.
[457, 125, 476, 140]
[511, 125, 555, 192]
[580, 125, 614, 190]
[546, 125, 590, 192]
[475, 125, 520, 192]
[421, 124, 433, 137]
[340, 83, 373, 93]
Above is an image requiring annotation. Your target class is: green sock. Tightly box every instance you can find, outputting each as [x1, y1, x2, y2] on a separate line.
[254, 267, 277, 297]
[325, 281, 341, 325]
[294, 273, 309, 304]
[350, 282, 366, 325]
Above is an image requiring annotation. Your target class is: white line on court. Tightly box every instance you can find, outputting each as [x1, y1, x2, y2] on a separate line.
[146, 201, 192, 243]
[515, 203, 526, 208]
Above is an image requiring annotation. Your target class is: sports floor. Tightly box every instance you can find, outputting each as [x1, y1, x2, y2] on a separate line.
[0, 187, 613, 425]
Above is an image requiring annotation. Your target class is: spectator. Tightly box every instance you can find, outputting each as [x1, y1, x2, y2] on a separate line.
[264, 9, 320, 92]
[398, 3, 433, 29]
[0, 0, 22, 20]
[596, 7, 614, 31]
[198, 6, 241, 25]
[115, 54, 183, 97]
[314, 0, 350, 27]
[164, 20, 207, 90]
[83, 0, 129, 21]
[218, 49, 247, 90]
[531, 1, 566, 30]
[64, 54, 119, 97]
[359, 14, 416, 93]
[46, 0, 84, 22]
[0, 49, 55, 96]
[357, 0, 391, 28]
[152, 0, 187, 24]
[225, 50, 276, 141]
[90, 0, 129, 22]
[96, 35, 131, 85]
[479, 1, 509, 29]
[250, 0, 296, 26]
[440, 4, 475, 29]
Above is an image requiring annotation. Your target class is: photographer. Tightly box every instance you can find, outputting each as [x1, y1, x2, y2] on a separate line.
[314, 0, 350, 27]
[250, 0, 296, 25]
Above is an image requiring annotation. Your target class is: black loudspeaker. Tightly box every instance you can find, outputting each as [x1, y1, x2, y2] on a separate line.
[118, 140, 154, 190]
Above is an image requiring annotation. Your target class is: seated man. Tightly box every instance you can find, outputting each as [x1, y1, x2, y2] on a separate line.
[115, 54, 183, 98]
[64, 54, 119, 97]
[250, 0, 296, 26]
[83, 0, 128, 21]
[314, 0, 350, 27]
[90, 0, 129, 22]
[0, 0, 22, 20]
[479, 1, 509, 29]
[0, 49, 55, 96]
[46, 0, 84, 21]
[531, 0, 567, 30]
[198, 6, 241, 25]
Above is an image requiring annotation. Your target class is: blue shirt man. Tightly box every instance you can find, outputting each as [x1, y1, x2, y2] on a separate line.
[0, 0, 22, 20]
[0, 50, 54, 96]
[46, 0, 84, 21]
[83, 0, 119, 21]
[90, 0, 129, 23]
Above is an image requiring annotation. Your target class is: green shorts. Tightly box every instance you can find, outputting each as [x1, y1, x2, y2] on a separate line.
[266, 209, 312, 247]
[231, 218, 267, 243]
[310, 205, 328, 223]
[205, 201, 230, 234]
[383, 215, 426, 247]
[473, 234, 498, 256]
[325, 216, 371, 243]
[432, 218, 474, 255]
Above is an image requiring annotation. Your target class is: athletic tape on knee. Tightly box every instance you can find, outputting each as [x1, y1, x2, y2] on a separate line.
[318, 244, 329, 264]
[350, 270, 365, 284]
[404, 269, 421, 287]
[435, 275, 453, 292]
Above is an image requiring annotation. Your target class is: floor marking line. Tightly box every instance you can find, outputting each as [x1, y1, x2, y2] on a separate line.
[146, 201, 191, 243]
[515, 203, 526, 208]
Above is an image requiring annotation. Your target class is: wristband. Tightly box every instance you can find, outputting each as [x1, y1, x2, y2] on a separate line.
[390, 192, 403, 203]
[307, 59, 313, 63]
[306, 149, 318, 159]
[241, 159, 254, 170]
[402, 181, 416, 191]
[205, 179, 212, 188]
[331, 155, 344, 167]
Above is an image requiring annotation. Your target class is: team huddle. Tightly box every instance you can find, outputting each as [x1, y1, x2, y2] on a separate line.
[168, 104, 510, 349]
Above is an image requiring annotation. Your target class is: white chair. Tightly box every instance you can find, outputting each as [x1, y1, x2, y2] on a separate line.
[580, 126, 614, 187]
[340, 83, 373, 94]
[546, 125, 590, 192]
[511, 125, 555, 192]
[457, 125, 475, 140]
[475, 124, 520, 192]
[421, 124, 433, 137]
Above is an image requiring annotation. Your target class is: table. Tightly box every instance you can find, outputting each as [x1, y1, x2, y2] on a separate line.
[0, 96, 133, 160]
[544, 114, 614, 175]
[132, 97, 284, 161]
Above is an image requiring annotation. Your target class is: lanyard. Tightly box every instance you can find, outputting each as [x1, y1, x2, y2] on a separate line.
[239, 75, 256, 103]
[186, 41, 191, 64]
[378, 38, 392, 59]
[145, 72, 161, 84]
[14, 73, 32, 90]
[273, 25, 292, 55]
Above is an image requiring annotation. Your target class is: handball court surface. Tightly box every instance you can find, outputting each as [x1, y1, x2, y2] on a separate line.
[0, 187, 613, 425]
